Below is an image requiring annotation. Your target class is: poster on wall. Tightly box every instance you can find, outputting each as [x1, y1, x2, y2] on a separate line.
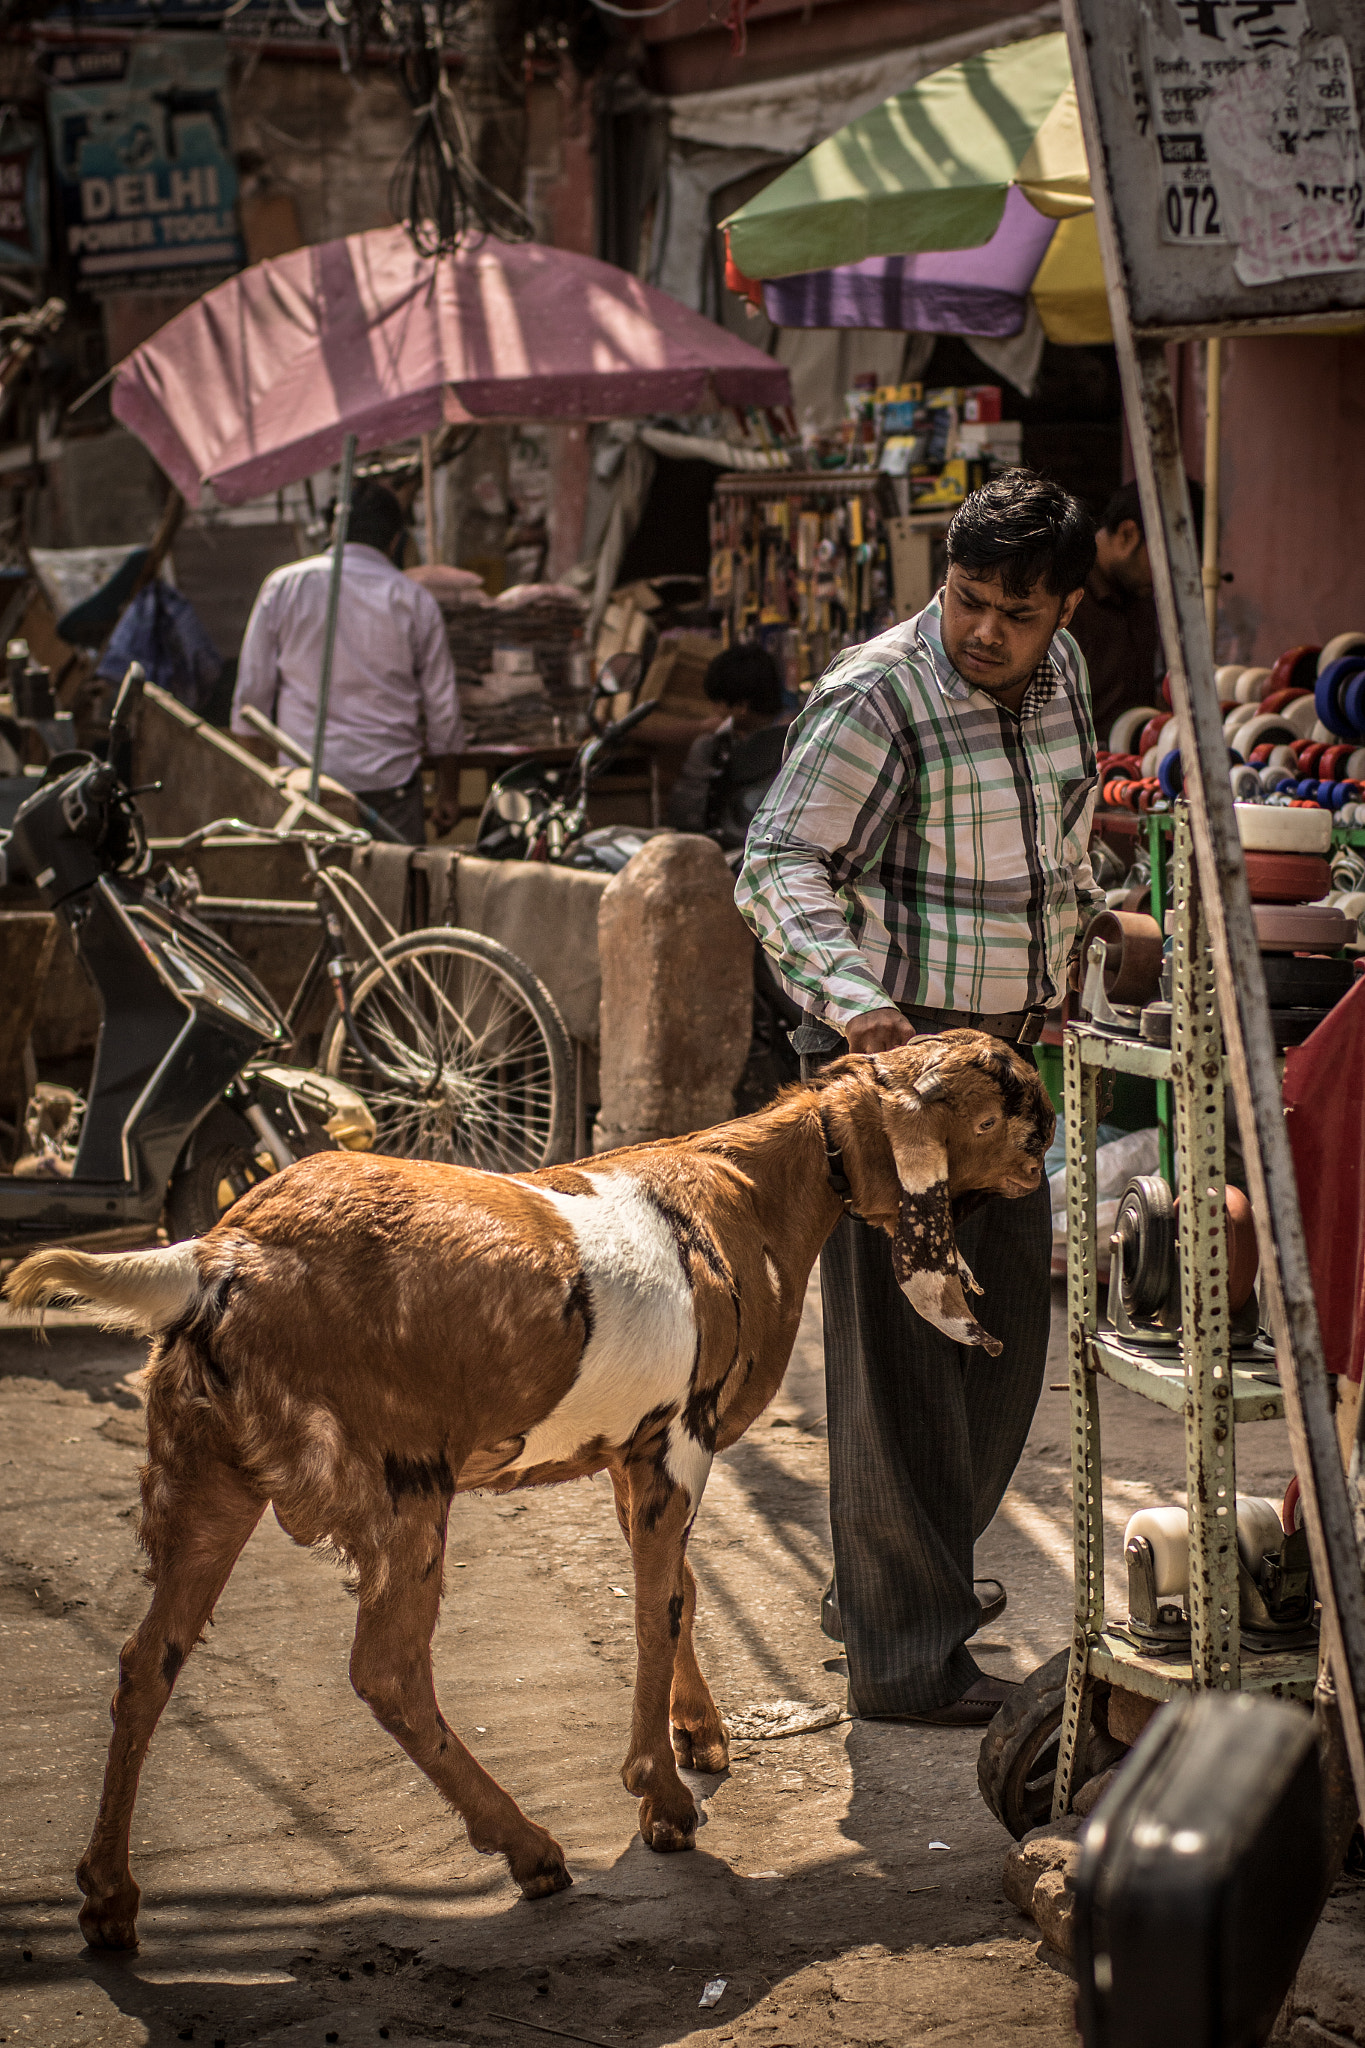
[0, 108, 48, 269]
[47, 37, 243, 294]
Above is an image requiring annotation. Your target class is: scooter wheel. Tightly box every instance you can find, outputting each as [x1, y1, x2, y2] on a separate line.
[977, 1650, 1122, 1839]
[165, 1142, 273, 1240]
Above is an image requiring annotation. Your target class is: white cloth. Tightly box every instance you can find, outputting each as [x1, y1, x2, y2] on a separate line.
[232, 543, 463, 792]
[666, 5, 1062, 155]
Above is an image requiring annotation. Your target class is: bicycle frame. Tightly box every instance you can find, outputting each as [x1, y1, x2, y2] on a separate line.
[150, 820, 476, 1094]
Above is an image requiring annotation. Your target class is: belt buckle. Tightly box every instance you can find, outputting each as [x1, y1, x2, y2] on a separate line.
[1016, 1010, 1046, 1046]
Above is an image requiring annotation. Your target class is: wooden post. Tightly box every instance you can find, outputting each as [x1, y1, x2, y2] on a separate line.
[421, 430, 438, 566]
[1202, 338, 1222, 653]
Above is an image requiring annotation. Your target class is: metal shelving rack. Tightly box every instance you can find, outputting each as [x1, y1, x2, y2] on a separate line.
[1051, 808, 1318, 1820]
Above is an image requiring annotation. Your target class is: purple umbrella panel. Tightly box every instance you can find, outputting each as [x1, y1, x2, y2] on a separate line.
[760, 186, 1058, 337]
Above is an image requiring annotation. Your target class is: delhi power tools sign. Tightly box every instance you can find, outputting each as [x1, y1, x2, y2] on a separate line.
[47, 38, 242, 293]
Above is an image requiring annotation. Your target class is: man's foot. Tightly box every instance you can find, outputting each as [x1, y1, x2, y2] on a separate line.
[876, 1675, 1019, 1728]
[819, 1576, 1007, 1644]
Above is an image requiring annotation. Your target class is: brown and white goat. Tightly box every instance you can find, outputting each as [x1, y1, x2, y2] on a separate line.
[7, 1029, 1052, 1950]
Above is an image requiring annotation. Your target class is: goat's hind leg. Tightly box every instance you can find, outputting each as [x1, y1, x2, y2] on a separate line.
[348, 1502, 570, 1899]
[78, 1456, 265, 1950]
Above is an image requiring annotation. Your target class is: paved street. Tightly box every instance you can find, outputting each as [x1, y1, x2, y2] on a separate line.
[0, 1277, 1304, 2048]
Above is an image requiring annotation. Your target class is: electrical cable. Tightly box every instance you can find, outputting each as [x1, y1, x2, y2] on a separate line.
[585, 0, 685, 16]
[388, 9, 534, 258]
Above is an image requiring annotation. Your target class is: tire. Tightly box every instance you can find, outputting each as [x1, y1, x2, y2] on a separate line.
[977, 1650, 1124, 1840]
[165, 1142, 274, 1241]
[318, 927, 574, 1171]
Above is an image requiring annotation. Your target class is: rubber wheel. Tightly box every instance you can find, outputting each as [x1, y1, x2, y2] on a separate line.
[165, 1142, 274, 1241]
[977, 1650, 1122, 1840]
[1261, 952, 1356, 1007]
[319, 926, 574, 1171]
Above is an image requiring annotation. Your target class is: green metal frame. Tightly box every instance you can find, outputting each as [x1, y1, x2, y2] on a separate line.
[1052, 807, 1317, 1820]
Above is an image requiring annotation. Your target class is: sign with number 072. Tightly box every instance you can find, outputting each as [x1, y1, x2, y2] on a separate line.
[1164, 180, 1223, 239]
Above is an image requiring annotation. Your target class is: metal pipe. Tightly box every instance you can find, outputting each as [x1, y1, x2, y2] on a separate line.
[1202, 337, 1222, 653]
[308, 431, 357, 805]
[421, 429, 438, 565]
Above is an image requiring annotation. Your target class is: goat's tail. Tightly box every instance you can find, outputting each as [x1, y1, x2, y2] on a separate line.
[5, 1241, 208, 1336]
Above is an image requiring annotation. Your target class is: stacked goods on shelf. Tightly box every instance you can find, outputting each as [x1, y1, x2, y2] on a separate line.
[1234, 803, 1359, 1042]
[709, 472, 896, 688]
[799, 376, 1018, 506]
[1094, 632, 1365, 821]
[433, 581, 589, 747]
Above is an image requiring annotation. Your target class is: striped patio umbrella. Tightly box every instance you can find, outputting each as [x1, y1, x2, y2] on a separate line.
[723, 32, 1110, 346]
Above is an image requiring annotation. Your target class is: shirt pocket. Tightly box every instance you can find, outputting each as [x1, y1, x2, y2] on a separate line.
[1059, 774, 1098, 862]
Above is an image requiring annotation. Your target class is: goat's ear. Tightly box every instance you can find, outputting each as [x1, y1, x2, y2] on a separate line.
[882, 1114, 1003, 1356]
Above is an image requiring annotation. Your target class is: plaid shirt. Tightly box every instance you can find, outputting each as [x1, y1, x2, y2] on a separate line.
[735, 595, 1103, 1026]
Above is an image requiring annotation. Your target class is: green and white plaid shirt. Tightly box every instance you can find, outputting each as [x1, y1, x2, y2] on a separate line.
[735, 594, 1103, 1026]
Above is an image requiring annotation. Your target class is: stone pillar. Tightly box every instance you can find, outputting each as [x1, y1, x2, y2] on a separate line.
[594, 833, 754, 1152]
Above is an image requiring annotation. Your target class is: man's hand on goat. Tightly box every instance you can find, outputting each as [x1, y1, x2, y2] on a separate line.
[845, 1007, 916, 1055]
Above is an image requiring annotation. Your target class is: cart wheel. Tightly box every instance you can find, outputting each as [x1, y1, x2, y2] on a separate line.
[319, 927, 574, 1171]
[977, 1650, 1123, 1840]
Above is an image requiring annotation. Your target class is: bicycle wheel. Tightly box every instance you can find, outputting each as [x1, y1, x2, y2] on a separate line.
[319, 927, 574, 1171]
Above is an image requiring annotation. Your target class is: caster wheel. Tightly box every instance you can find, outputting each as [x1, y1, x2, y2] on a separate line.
[977, 1650, 1125, 1840]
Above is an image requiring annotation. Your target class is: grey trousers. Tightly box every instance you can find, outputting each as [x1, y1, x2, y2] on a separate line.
[820, 1176, 1053, 1717]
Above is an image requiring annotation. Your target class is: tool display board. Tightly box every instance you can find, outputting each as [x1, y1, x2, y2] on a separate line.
[1063, 0, 1365, 1815]
[1078, 0, 1365, 333]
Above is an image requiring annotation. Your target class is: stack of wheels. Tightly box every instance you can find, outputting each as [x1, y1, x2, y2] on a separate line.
[977, 1650, 1128, 1838]
[1235, 803, 1357, 1047]
[1099, 704, 1167, 811]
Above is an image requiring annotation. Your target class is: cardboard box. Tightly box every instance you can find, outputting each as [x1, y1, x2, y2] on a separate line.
[638, 634, 723, 706]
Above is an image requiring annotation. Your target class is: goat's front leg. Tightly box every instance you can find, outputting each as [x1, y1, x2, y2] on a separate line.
[669, 1557, 729, 1773]
[615, 1453, 711, 1852]
[609, 1471, 726, 1775]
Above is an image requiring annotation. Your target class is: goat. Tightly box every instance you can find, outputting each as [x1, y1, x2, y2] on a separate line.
[6, 1030, 1053, 1951]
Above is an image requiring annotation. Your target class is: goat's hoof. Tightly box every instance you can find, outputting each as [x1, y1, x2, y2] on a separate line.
[638, 1798, 697, 1854]
[672, 1723, 729, 1773]
[513, 1834, 573, 1900]
[76, 1875, 140, 1953]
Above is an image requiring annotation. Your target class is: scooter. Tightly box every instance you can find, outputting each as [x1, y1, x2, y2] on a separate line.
[472, 685, 661, 868]
[0, 663, 369, 1252]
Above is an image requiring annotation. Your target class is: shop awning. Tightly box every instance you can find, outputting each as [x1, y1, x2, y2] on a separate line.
[112, 227, 793, 506]
[723, 32, 1091, 283]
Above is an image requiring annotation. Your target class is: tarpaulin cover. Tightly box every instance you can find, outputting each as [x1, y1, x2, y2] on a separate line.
[112, 227, 792, 505]
[1284, 974, 1365, 1382]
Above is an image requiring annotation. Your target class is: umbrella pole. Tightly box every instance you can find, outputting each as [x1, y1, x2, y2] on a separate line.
[309, 431, 357, 806]
[1201, 337, 1222, 652]
[421, 430, 438, 565]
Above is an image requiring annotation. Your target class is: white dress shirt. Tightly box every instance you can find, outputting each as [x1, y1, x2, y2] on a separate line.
[231, 543, 464, 792]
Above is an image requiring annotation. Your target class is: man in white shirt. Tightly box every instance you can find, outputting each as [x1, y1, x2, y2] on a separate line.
[232, 481, 464, 843]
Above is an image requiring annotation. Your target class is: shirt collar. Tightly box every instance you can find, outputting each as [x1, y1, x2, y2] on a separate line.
[915, 591, 1060, 715]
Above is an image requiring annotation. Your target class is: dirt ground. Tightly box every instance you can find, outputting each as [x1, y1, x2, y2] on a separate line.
[0, 1274, 1346, 2048]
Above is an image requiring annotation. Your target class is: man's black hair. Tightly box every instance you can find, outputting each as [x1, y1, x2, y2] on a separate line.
[704, 642, 783, 717]
[1101, 475, 1205, 538]
[342, 480, 406, 557]
[945, 468, 1096, 601]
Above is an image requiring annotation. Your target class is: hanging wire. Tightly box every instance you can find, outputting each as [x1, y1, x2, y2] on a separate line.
[388, 2, 534, 256]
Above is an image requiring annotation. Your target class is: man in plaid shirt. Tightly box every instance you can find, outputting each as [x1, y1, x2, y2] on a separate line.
[736, 471, 1102, 1726]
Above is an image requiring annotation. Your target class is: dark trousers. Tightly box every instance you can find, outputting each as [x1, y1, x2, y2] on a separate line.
[820, 1176, 1052, 1716]
[354, 770, 426, 846]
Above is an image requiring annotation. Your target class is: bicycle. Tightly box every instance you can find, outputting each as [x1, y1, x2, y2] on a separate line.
[151, 815, 575, 1176]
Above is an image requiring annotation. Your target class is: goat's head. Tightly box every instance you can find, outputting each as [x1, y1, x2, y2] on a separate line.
[816, 1030, 1055, 1356]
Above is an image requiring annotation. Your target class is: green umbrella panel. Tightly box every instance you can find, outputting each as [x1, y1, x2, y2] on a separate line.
[724, 31, 1092, 282]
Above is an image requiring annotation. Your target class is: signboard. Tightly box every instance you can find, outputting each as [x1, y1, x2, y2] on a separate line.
[47, 37, 243, 295]
[1072, 0, 1365, 330]
[0, 109, 48, 269]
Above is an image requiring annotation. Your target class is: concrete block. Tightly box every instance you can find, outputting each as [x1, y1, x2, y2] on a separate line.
[594, 832, 753, 1151]
[1002, 1818, 1083, 1915]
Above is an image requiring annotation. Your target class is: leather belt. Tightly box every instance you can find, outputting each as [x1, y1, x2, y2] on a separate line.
[900, 1003, 1054, 1047]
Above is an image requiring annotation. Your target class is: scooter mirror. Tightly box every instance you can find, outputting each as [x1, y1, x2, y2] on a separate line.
[494, 786, 535, 824]
[109, 661, 146, 729]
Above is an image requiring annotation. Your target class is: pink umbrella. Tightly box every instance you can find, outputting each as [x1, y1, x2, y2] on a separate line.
[112, 227, 792, 505]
